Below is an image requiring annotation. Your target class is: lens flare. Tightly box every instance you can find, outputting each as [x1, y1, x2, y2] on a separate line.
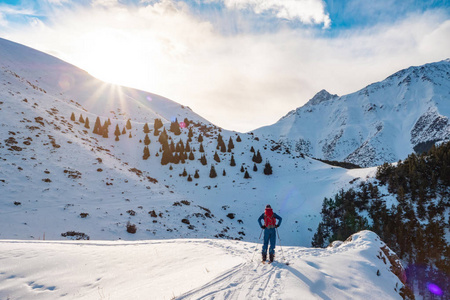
[427, 283, 443, 296]
[146, 96, 152, 102]
[171, 116, 178, 123]
[179, 122, 186, 129]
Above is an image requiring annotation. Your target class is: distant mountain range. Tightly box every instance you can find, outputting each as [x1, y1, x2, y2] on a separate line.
[254, 59, 450, 167]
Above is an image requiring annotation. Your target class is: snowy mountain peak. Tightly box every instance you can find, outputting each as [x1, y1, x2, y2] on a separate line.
[305, 89, 338, 106]
[255, 59, 450, 167]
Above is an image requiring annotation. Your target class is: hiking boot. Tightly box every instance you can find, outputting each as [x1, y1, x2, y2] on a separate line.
[269, 253, 274, 263]
[262, 253, 267, 262]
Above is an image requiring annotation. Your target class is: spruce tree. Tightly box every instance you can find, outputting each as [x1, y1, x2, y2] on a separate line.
[182, 168, 187, 177]
[170, 119, 181, 135]
[230, 155, 236, 166]
[209, 165, 217, 178]
[199, 143, 205, 153]
[84, 117, 90, 129]
[187, 174, 193, 182]
[188, 127, 194, 139]
[79, 114, 85, 123]
[114, 124, 121, 138]
[200, 154, 207, 166]
[70, 112, 75, 121]
[253, 150, 263, 163]
[223, 169, 226, 176]
[244, 170, 251, 179]
[144, 134, 151, 146]
[194, 170, 200, 179]
[143, 146, 150, 160]
[227, 137, 234, 152]
[214, 151, 220, 163]
[185, 140, 191, 152]
[154, 118, 163, 131]
[198, 134, 203, 143]
[122, 127, 126, 134]
[107, 118, 111, 126]
[236, 135, 242, 142]
[253, 164, 258, 172]
[126, 119, 132, 130]
[263, 161, 273, 175]
[143, 123, 150, 134]
[93, 116, 101, 134]
[240, 165, 245, 172]
[102, 121, 109, 138]
[250, 146, 255, 153]
[129, 132, 132, 138]
[189, 151, 195, 160]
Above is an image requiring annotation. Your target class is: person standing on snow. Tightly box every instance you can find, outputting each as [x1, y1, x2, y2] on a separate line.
[258, 204, 282, 263]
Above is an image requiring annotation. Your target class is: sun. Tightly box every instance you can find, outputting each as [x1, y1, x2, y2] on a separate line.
[75, 29, 158, 90]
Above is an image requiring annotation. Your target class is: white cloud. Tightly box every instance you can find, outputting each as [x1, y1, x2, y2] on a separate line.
[220, 0, 331, 28]
[2, 1, 449, 132]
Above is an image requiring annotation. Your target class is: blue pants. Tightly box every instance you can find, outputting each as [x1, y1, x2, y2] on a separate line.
[262, 228, 276, 255]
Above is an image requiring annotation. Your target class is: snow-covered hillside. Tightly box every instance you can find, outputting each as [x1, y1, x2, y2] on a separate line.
[0, 37, 368, 246]
[254, 60, 450, 167]
[0, 231, 410, 300]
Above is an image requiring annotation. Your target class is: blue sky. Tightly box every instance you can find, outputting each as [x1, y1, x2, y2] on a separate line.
[0, 0, 449, 131]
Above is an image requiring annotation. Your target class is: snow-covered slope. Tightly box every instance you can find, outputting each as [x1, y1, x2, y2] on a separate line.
[254, 60, 450, 167]
[0, 37, 367, 246]
[0, 231, 409, 300]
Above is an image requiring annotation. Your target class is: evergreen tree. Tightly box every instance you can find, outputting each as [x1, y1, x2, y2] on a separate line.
[236, 135, 242, 142]
[170, 119, 181, 135]
[227, 137, 234, 152]
[230, 155, 236, 167]
[253, 150, 263, 163]
[253, 164, 258, 172]
[143, 146, 150, 160]
[154, 118, 163, 131]
[161, 148, 173, 165]
[70, 112, 75, 121]
[200, 154, 208, 166]
[209, 165, 217, 178]
[114, 124, 121, 137]
[102, 121, 109, 138]
[182, 168, 187, 177]
[240, 165, 245, 172]
[185, 140, 191, 152]
[187, 174, 193, 182]
[214, 151, 220, 163]
[188, 127, 194, 139]
[199, 143, 205, 153]
[122, 127, 126, 135]
[189, 151, 195, 160]
[198, 134, 203, 143]
[194, 170, 200, 179]
[250, 146, 255, 153]
[158, 128, 168, 145]
[183, 118, 190, 128]
[79, 114, 85, 123]
[129, 132, 132, 138]
[244, 170, 251, 179]
[107, 118, 111, 126]
[93, 116, 101, 134]
[126, 119, 132, 130]
[263, 161, 273, 175]
[144, 134, 151, 146]
[223, 169, 226, 176]
[143, 123, 150, 134]
[84, 117, 90, 129]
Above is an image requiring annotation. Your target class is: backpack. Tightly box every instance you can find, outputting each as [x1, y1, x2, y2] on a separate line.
[264, 208, 276, 227]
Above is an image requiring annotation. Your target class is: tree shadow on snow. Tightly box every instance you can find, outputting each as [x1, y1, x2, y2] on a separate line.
[283, 264, 332, 300]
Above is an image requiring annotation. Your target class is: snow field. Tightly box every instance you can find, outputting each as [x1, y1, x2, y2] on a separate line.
[0, 231, 404, 300]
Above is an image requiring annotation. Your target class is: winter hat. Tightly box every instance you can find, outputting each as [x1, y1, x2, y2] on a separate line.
[266, 204, 271, 208]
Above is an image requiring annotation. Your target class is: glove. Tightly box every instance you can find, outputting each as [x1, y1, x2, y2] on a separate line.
[261, 226, 266, 229]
